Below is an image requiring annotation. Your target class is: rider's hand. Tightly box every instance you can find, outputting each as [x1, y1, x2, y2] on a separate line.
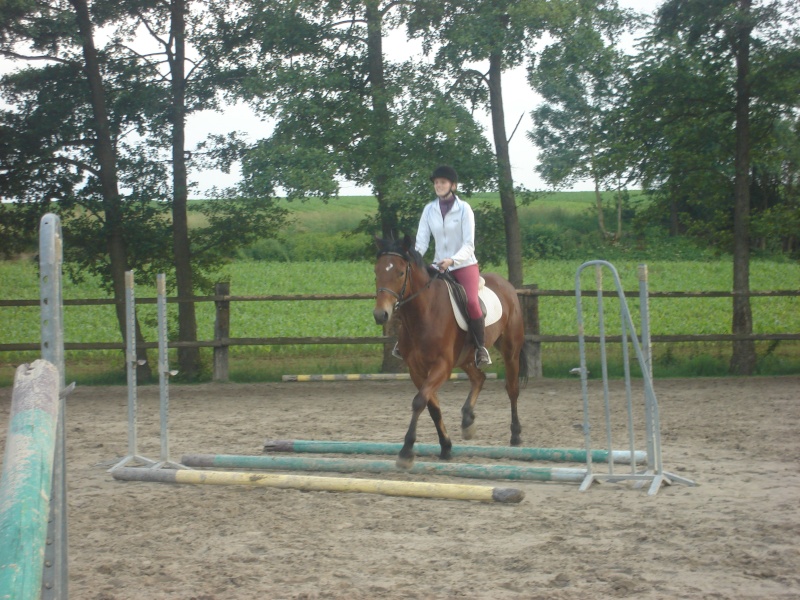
[437, 258, 454, 271]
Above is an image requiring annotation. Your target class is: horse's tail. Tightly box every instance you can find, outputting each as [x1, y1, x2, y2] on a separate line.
[518, 343, 530, 388]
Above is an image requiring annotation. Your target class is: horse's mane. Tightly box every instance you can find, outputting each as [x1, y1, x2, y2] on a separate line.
[376, 236, 429, 273]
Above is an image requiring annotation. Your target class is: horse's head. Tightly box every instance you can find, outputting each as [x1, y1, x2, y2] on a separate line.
[372, 234, 428, 325]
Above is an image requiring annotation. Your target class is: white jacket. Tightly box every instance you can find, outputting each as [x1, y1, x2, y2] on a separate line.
[415, 195, 478, 270]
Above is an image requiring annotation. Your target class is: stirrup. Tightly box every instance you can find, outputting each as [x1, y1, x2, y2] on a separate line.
[392, 343, 402, 360]
[475, 347, 492, 367]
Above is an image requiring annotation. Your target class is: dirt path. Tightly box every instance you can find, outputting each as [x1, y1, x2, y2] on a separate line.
[1, 376, 799, 599]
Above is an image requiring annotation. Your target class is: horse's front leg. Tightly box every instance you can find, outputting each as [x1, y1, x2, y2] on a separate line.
[426, 391, 452, 461]
[397, 363, 453, 468]
[459, 363, 486, 440]
[397, 391, 427, 469]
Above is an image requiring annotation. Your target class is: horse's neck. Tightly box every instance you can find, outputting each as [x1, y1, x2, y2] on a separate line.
[401, 273, 439, 322]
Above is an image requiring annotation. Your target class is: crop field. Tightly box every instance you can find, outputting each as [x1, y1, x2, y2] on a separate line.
[1, 255, 798, 384]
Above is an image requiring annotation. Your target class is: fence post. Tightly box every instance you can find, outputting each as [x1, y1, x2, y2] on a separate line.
[519, 284, 542, 377]
[214, 282, 230, 382]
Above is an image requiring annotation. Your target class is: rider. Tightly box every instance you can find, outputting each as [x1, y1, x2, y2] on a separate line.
[407, 165, 492, 367]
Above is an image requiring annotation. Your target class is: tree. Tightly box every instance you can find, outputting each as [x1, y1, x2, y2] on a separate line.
[201, 0, 496, 373]
[640, 0, 800, 374]
[207, 0, 496, 239]
[107, 0, 210, 378]
[528, 0, 637, 242]
[0, 0, 161, 378]
[407, 0, 573, 287]
[1, 0, 290, 379]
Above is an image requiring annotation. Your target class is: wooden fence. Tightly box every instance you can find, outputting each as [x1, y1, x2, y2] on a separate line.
[1, 285, 797, 380]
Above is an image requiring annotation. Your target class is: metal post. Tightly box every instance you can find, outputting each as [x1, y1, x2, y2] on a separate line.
[38, 213, 68, 600]
[575, 260, 695, 495]
[595, 266, 615, 477]
[638, 264, 653, 380]
[153, 274, 185, 470]
[109, 271, 156, 470]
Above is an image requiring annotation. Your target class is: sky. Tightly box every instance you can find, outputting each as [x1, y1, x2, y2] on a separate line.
[185, 0, 661, 197]
[1, 0, 662, 198]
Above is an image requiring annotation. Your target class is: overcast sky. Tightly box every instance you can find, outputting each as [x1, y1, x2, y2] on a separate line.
[186, 0, 661, 196]
[0, 0, 662, 198]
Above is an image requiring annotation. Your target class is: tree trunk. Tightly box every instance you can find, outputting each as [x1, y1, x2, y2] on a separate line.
[364, 1, 400, 372]
[669, 196, 679, 236]
[170, 0, 200, 379]
[70, 0, 151, 380]
[729, 0, 756, 375]
[593, 179, 607, 238]
[488, 52, 523, 288]
[365, 0, 396, 242]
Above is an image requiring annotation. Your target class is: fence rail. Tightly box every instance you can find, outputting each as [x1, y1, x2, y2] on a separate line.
[1, 288, 797, 308]
[2, 287, 798, 379]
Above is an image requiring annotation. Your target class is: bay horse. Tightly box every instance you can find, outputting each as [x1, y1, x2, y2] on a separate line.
[373, 235, 529, 469]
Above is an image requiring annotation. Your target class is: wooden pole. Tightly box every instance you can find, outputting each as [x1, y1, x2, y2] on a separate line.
[111, 467, 525, 503]
[262, 439, 646, 465]
[181, 453, 586, 483]
[0, 360, 61, 600]
[519, 284, 542, 377]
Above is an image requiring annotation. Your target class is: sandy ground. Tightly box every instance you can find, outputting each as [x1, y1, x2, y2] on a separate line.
[1, 375, 799, 599]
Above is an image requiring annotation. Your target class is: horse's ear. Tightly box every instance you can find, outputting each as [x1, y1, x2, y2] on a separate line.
[374, 235, 385, 250]
[402, 234, 413, 251]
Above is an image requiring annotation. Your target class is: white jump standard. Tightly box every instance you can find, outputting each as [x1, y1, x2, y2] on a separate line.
[574, 260, 695, 495]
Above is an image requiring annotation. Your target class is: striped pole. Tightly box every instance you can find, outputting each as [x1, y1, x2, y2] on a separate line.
[0, 360, 61, 600]
[111, 467, 524, 503]
[181, 453, 586, 483]
[282, 373, 496, 382]
[263, 439, 646, 465]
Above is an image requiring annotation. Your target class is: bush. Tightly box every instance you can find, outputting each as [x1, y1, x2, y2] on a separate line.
[239, 238, 292, 262]
[239, 232, 372, 262]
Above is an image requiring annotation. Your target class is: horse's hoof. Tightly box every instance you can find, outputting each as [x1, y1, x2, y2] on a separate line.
[462, 422, 477, 440]
[396, 455, 414, 470]
[510, 435, 522, 447]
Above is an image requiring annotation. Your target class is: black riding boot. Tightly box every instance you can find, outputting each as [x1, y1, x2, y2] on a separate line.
[470, 316, 492, 367]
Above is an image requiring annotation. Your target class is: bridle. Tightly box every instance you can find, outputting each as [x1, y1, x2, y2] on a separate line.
[376, 251, 437, 310]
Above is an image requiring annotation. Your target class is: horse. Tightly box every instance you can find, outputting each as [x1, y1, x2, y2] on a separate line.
[372, 234, 529, 469]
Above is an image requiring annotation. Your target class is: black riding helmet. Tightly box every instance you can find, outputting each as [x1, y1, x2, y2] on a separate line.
[430, 165, 458, 183]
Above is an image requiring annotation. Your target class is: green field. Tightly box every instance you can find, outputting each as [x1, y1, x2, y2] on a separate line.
[1, 257, 798, 386]
[1, 191, 798, 384]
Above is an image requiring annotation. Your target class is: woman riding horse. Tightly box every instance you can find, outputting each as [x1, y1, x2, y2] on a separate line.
[373, 233, 528, 469]
[395, 165, 492, 367]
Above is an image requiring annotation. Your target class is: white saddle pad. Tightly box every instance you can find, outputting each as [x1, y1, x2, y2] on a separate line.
[448, 277, 502, 331]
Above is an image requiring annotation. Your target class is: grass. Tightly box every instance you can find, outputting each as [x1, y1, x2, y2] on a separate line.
[1, 191, 798, 385]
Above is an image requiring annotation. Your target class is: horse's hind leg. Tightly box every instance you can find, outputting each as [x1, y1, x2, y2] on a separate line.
[502, 341, 523, 446]
[460, 364, 486, 440]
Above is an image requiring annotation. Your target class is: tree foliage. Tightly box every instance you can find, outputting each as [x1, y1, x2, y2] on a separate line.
[528, 0, 638, 241]
[407, 0, 575, 286]
[202, 0, 496, 248]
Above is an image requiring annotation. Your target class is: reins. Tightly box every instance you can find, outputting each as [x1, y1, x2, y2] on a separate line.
[376, 251, 438, 310]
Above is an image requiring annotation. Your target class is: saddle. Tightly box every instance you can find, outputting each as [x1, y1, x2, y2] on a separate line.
[431, 268, 502, 332]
